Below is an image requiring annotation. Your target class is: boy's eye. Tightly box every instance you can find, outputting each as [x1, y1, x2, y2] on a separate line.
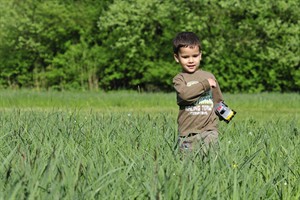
[181, 54, 199, 59]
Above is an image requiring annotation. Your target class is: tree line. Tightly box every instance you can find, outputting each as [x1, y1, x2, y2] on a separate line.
[0, 0, 299, 92]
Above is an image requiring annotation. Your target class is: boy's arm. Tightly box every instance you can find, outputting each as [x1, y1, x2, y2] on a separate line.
[173, 75, 211, 106]
[212, 79, 224, 104]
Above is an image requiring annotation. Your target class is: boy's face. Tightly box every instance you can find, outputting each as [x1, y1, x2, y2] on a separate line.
[174, 45, 202, 73]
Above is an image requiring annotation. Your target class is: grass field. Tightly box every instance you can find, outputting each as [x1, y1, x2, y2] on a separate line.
[0, 90, 299, 199]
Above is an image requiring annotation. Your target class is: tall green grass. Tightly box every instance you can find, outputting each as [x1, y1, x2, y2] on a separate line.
[0, 90, 176, 113]
[0, 90, 299, 199]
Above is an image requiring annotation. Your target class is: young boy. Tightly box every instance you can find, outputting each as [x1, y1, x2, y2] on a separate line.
[172, 32, 224, 154]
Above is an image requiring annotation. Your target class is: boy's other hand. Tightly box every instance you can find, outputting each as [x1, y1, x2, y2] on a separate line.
[207, 78, 216, 88]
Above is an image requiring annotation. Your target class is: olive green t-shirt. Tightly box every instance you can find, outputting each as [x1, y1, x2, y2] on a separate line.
[173, 70, 224, 136]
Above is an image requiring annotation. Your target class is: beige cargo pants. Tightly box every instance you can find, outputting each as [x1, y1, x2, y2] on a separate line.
[178, 130, 219, 155]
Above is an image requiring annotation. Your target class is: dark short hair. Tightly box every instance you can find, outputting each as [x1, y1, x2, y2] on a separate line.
[172, 32, 202, 54]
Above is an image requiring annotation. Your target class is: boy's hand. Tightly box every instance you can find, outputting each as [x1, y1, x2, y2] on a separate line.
[207, 78, 216, 88]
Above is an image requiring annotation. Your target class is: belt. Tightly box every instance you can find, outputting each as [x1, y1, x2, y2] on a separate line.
[179, 133, 198, 138]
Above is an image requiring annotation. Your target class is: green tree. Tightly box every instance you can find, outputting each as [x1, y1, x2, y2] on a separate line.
[97, 0, 186, 90]
[0, 0, 299, 92]
[186, 0, 300, 92]
[0, 0, 111, 90]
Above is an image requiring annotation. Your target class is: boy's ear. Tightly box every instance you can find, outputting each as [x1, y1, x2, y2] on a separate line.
[174, 54, 179, 63]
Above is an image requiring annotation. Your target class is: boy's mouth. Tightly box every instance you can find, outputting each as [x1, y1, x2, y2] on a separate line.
[187, 65, 195, 68]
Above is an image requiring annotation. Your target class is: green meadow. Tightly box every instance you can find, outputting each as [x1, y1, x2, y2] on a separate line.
[0, 90, 299, 199]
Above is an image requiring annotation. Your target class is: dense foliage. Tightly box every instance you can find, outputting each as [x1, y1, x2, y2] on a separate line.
[0, 0, 299, 92]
